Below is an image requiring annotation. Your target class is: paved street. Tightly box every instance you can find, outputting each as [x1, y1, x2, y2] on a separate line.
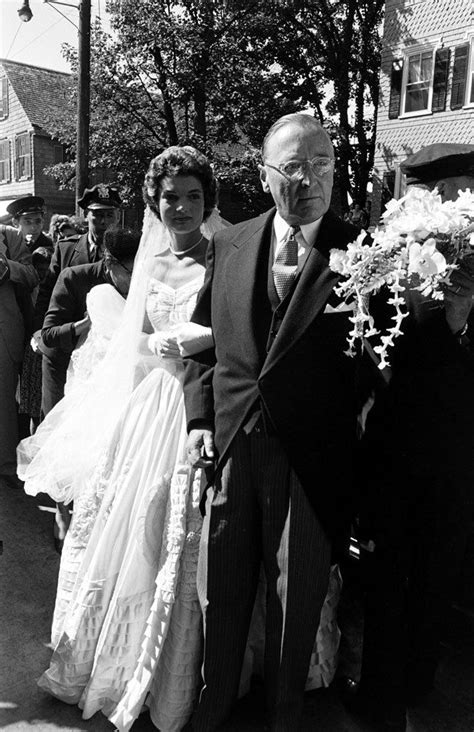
[1, 476, 473, 731]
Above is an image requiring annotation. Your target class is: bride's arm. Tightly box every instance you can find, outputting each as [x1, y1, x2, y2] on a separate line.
[172, 322, 214, 356]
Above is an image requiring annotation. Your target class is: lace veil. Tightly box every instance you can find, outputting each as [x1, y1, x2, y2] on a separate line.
[17, 205, 227, 504]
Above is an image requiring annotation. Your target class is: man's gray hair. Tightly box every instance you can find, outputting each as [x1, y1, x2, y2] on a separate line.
[261, 113, 332, 161]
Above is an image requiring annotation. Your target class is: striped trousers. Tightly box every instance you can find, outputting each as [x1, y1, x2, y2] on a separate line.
[193, 428, 332, 731]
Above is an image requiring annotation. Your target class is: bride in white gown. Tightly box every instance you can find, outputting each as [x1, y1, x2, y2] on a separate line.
[19, 146, 223, 732]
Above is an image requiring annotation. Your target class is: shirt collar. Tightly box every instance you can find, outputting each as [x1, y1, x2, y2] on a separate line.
[273, 211, 322, 248]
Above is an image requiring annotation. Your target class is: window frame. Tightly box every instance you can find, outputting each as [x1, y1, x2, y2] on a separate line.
[0, 139, 11, 184]
[399, 44, 436, 118]
[15, 131, 32, 181]
[0, 77, 8, 120]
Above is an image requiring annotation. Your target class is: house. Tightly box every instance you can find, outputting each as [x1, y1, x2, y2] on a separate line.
[0, 58, 75, 222]
[372, 0, 474, 220]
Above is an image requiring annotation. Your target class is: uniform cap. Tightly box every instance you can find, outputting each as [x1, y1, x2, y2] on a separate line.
[6, 195, 45, 217]
[77, 184, 122, 211]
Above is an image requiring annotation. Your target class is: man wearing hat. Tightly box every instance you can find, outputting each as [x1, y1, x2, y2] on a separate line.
[0, 219, 38, 486]
[347, 143, 474, 731]
[7, 195, 53, 252]
[33, 183, 122, 417]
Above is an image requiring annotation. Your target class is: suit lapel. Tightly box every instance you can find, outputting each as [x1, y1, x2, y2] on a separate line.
[261, 210, 343, 377]
[73, 234, 90, 263]
[225, 210, 274, 367]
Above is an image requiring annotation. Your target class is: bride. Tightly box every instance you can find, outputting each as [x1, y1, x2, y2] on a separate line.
[19, 146, 223, 732]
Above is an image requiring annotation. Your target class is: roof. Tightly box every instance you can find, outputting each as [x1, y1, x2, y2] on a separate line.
[0, 58, 71, 135]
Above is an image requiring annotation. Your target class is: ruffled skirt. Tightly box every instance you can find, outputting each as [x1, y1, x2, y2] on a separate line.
[39, 366, 203, 732]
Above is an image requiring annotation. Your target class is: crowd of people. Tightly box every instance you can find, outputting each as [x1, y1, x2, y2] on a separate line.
[1, 114, 473, 732]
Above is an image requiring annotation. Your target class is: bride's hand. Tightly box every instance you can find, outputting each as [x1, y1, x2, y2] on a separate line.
[147, 332, 181, 359]
[172, 322, 214, 356]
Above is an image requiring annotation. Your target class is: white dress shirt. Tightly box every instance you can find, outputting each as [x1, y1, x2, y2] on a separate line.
[272, 211, 322, 274]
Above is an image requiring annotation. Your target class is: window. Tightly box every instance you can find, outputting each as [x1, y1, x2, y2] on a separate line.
[53, 144, 64, 164]
[401, 48, 434, 115]
[15, 132, 32, 180]
[0, 78, 8, 119]
[389, 46, 457, 118]
[0, 140, 10, 183]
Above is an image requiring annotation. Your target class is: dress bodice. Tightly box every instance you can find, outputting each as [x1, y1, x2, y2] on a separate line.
[145, 276, 204, 333]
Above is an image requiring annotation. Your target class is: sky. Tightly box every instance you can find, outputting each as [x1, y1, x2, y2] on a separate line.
[0, 0, 109, 73]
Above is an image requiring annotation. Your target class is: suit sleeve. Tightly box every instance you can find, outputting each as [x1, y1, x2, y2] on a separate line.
[33, 242, 63, 331]
[183, 234, 217, 432]
[42, 268, 80, 351]
[4, 227, 38, 290]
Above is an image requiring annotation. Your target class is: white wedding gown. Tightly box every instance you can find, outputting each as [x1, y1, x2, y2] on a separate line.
[39, 276, 206, 732]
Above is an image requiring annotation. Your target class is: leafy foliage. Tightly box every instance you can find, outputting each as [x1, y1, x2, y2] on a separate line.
[44, 0, 384, 219]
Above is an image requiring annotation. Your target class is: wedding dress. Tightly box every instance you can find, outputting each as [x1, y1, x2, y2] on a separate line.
[39, 275, 207, 732]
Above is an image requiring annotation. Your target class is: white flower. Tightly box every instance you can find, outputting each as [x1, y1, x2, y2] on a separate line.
[408, 239, 447, 277]
[329, 248, 349, 274]
[329, 186, 474, 365]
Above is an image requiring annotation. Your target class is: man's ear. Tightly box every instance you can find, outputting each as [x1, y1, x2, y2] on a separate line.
[259, 164, 270, 194]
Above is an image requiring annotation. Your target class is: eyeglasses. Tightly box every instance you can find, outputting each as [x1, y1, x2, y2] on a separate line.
[265, 157, 335, 182]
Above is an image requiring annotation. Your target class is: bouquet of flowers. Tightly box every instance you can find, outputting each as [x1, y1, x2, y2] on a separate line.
[329, 187, 474, 368]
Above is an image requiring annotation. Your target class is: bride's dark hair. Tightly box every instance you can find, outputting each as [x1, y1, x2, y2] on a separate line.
[143, 145, 218, 222]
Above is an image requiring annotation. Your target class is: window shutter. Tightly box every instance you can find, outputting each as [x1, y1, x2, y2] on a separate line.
[388, 59, 403, 119]
[14, 135, 19, 179]
[450, 44, 468, 110]
[431, 48, 450, 112]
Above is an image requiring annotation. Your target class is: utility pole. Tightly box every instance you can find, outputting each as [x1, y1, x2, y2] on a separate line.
[18, 0, 91, 215]
[76, 0, 91, 214]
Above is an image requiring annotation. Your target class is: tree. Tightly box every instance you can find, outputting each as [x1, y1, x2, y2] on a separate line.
[267, 0, 384, 210]
[44, 0, 384, 217]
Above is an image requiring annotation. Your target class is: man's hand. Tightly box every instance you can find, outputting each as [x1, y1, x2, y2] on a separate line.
[186, 428, 215, 468]
[444, 256, 474, 335]
[30, 329, 43, 353]
[74, 311, 91, 338]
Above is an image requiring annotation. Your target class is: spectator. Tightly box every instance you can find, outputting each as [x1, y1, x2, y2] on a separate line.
[18, 247, 53, 434]
[48, 214, 79, 245]
[7, 195, 53, 252]
[0, 223, 38, 486]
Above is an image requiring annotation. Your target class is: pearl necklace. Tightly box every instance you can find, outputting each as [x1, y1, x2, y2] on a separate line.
[169, 234, 204, 256]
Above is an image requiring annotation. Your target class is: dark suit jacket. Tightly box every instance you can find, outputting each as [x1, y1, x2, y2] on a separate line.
[33, 233, 94, 333]
[359, 292, 474, 547]
[42, 260, 108, 352]
[184, 208, 367, 549]
[0, 225, 38, 362]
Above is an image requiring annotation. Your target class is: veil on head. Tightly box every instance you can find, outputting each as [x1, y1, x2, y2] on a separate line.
[17, 186, 229, 504]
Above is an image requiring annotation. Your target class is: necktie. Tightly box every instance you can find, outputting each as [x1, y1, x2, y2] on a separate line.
[272, 225, 299, 301]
